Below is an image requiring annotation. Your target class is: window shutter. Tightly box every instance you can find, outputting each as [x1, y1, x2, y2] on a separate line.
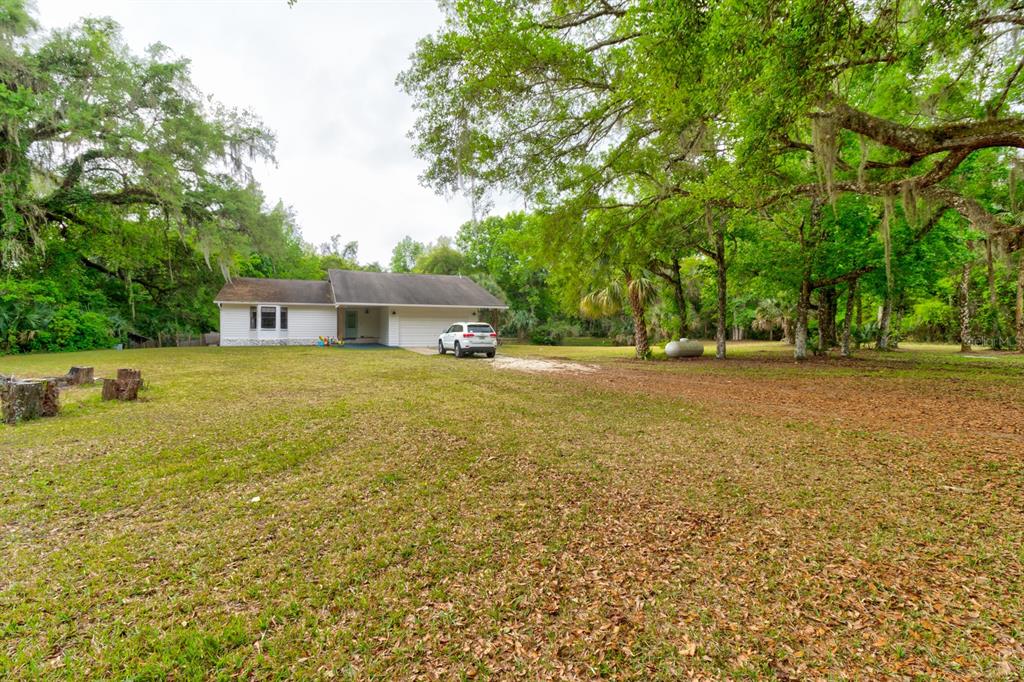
[280, 307, 288, 330]
[250, 306, 257, 329]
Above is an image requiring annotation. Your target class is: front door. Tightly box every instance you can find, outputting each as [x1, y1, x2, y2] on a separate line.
[344, 310, 358, 340]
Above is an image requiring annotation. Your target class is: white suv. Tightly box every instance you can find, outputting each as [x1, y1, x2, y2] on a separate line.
[438, 322, 498, 358]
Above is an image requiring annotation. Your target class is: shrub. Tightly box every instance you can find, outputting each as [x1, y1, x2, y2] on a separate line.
[530, 323, 564, 345]
[527, 319, 581, 345]
[30, 306, 114, 352]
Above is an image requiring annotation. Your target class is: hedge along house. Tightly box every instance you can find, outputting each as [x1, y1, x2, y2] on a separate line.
[214, 269, 507, 347]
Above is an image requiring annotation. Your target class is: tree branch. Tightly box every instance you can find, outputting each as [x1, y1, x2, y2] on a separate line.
[827, 95, 1024, 155]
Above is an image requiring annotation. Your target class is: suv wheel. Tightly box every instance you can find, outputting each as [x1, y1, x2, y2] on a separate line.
[438, 340, 446, 355]
[486, 350, 495, 358]
[454, 341, 463, 358]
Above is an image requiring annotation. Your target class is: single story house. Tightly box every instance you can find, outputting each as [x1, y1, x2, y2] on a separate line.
[213, 269, 507, 347]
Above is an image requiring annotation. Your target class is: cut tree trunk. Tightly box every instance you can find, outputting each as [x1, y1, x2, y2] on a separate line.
[959, 257, 972, 353]
[841, 279, 858, 357]
[67, 366, 94, 386]
[102, 369, 143, 401]
[2, 379, 59, 424]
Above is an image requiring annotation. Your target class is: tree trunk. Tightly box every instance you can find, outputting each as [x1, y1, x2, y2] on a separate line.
[2, 379, 59, 424]
[102, 368, 143, 401]
[817, 285, 838, 351]
[841, 279, 858, 357]
[714, 228, 727, 360]
[624, 273, 650, 359]
[959, 257, 972, 353]
[795, 279, 811, 361]
[782, 317, 794, 344]
[876, 297, 893, 350]
[671, 258, 687, 338]
[1016, 252, 1024, 352]
[986, 239, 1000, 348]
[67, 366, 94, 386]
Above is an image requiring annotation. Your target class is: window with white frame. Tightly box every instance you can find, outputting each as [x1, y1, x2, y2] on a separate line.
[260, 306, 277, 329]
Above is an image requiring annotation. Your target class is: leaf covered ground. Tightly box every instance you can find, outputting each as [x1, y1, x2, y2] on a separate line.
[1, 343, 1022, 679]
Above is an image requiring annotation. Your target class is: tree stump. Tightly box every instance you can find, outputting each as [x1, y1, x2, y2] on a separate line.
[2, 379, 59, 424]
[66, 366, 95, 386]
[102, 369, 142, 401]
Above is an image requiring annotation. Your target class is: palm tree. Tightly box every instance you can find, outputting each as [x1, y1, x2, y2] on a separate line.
[580, 270, 657, 358]
[752, 299, 784, 341]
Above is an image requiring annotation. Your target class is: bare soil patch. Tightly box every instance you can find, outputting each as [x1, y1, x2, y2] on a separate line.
[491, 355, 597, 374]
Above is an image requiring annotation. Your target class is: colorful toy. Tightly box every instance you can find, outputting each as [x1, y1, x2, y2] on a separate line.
[316, 336, 342, 347]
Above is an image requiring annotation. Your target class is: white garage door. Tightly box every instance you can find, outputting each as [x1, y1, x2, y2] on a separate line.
[397, 308, 474, 347]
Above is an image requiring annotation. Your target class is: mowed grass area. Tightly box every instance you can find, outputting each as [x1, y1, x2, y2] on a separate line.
[1, 345, 1022, 679]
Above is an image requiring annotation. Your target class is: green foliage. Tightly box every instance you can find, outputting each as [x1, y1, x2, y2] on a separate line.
[412, 236, 466, 275]
[45, 307, 114, 352]
[0, 279, 113, 353]
[389, 236, 425, 273]
[529, 321, 573, 346]
[401, 0, 1024, 355]
[0, 3, 370, 353]
[902, 299, 957, 342]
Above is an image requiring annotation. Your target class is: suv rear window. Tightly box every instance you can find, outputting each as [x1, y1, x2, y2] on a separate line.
[468, 324, 494, 334]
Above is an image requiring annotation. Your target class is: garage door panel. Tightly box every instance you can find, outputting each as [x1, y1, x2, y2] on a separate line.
[396, 308, 475, 347]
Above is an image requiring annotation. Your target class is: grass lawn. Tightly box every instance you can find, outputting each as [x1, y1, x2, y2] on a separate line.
[1, 344, 1022, 679]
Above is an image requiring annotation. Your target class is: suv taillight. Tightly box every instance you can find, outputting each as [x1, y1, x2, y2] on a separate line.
[462, 332, 474, 337]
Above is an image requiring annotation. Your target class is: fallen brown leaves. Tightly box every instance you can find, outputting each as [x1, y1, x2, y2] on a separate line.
[1, 347, 1021, 680]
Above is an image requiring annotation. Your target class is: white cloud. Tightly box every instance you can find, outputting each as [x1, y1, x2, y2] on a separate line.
[33, 0, 499, 266]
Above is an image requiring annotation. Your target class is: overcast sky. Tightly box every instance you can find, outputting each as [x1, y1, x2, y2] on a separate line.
[35, 0, 499, 266]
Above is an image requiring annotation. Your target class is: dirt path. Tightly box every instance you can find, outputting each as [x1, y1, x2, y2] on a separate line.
[490, 355, 597, 374]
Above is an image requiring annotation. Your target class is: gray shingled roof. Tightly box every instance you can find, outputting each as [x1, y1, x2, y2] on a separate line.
[214, 277, 334, 305]
[215, 271, 507, 308]
[328, 269, 506, 307]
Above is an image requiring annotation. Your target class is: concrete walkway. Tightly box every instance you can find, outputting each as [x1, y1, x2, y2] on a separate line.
[402, 347, 437, 355]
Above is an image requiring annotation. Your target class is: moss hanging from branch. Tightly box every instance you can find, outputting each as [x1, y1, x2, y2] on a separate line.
[857, 135, 869, 190]
[900, 179, 918, 227]
[811, 113, 838, 205]
[1011, 162, 1020, 213]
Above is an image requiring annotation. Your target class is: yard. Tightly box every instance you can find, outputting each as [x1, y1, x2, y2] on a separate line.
[1, 343, 1022, 679]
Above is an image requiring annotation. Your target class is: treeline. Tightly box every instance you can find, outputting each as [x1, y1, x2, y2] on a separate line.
[0, 4, 378, 353]
[399, 1, 1024, 359]
[8, 2, 1024, 358]
[384, 204, 1021, 352]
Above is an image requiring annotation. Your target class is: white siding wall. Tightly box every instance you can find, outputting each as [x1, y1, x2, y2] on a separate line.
[358, 307, 381, 341]
[219, 304, 336, 346]
[390, 307, 478, 347]
[378, 307, 392, 345]
[387, 307, 400, 345]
